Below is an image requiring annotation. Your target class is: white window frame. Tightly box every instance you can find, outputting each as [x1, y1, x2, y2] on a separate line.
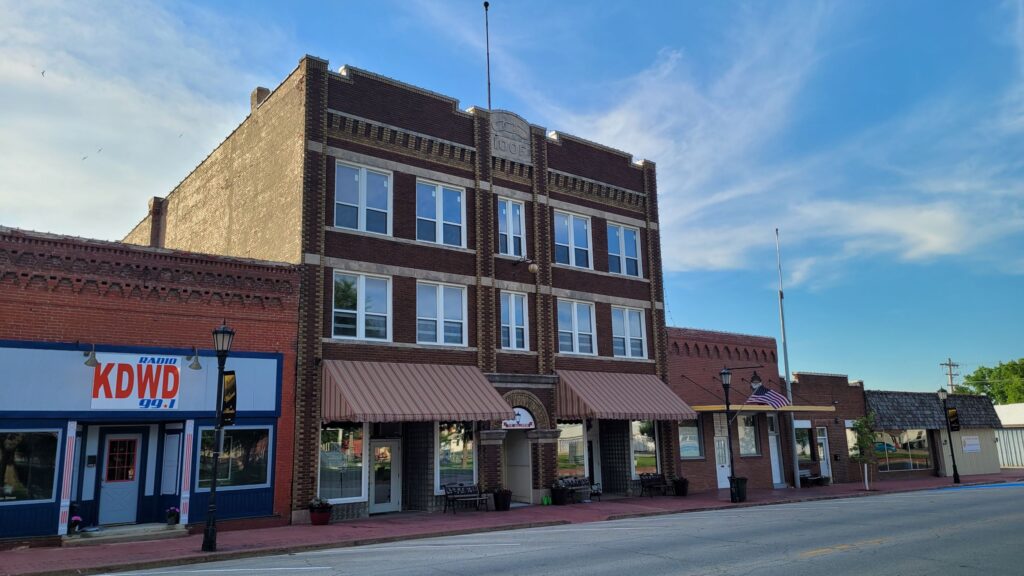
[553, 210, 592, 269]
[678, 417, 704, 460]
[416, 281, 468, 346]
[333, 160, 393, 236]
[195, 425, 274, 492]
[318, 422, 370, 504]
[629, 420, 661, 480]
[331, 271, 392, 342]
[500, 291, 529, 351]
[607, 222, 642, 277]
[556, 299, 596, 356]
[611, 306, 648, 359]
[416, 179, 466, 248]
[497, 197, 527, 258]
[434, 422, 478, 495]
[0, 428, 62, 506]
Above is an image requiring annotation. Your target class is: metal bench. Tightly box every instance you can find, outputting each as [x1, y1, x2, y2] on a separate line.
[442, 483, 489, 514]
[639, 472, 672, 497]
[559, 476, 592, 503]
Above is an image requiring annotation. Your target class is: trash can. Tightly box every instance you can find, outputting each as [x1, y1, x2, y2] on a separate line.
[729, 477, 748, 503]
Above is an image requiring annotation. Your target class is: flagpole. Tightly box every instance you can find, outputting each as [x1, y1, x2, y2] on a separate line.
[776, 228, 801, 490]
[484, 2, 492, 111]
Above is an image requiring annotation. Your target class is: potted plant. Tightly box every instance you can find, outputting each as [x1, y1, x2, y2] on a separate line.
[309, 497, 333, 525]
[673, 476, 689, 497]
[491, 487, 512, 511]
[550, 478, 569, 506]
[166, 506, 180, 525]
[69, 515, 83, 533]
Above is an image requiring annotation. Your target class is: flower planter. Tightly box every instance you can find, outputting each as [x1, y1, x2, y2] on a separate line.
[673, 478, 689, 497]
[492, 490, 512, 512]
[310, 509, 332, 525]
[550, 487, 569, 506]
[166, 515, 179, 526]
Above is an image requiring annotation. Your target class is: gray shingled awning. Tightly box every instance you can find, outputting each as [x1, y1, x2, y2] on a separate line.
[865, 390, 1002, 430]
[322, 360, 514, 422]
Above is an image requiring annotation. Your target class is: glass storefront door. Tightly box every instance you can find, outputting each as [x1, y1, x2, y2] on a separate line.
[369, 439, 401, 513]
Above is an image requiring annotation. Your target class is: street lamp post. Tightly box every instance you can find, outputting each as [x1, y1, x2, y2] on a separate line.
[720, 367, 739, 503]
[937, 388, 961, 485]
[202, 321, 235, 552]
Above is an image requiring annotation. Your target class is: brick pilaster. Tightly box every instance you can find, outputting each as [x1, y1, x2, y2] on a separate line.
[530, 127, 554, 375]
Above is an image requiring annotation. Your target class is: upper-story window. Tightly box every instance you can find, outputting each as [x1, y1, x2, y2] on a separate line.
[416, 181, 465, 247]
[334, 162, 391, 235]
[500, 291, 528, 350]
[417, 282, 467, 346]
[557, 299, 595, 355]
[497, 198, 526, 257]
[333, 271, 390, 341]
[611, 306, 647, 358]
[608, 223, 641, 277]
[553, 211, 591, 269]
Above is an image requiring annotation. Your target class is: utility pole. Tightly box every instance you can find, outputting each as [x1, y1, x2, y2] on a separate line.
[941, 358, 959, 394]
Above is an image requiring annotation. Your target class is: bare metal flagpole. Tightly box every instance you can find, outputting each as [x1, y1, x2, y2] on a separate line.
[776, 228, 801, 490]
[484, 2, 492, 111]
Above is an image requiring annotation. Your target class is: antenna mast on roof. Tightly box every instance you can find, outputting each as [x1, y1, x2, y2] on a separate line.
[484, 2, 493, 110]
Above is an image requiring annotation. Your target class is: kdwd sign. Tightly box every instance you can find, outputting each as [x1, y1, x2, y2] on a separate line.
[91, 355, 182, 410]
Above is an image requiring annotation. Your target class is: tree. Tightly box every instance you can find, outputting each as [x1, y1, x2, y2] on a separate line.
[848, 413, 878, 491]
[958, 359, 1024, 404]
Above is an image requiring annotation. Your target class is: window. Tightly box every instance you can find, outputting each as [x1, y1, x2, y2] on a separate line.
[334, 162, 390, 234]
[678, 418, 703, 459]
[198, 427, 271, 490]
[795, 429, 814, 463]
[497, 198, 526, 257]
[876, 430, 931, 472]
[630, 420, 658, 477]
[737, 416, 759, 456]
[417, 282, 467, 346]
[320, 424, 365, 501]
[105, 439, 137, 482]
[416, 181, 465, 247]
[500, 291, 528, 350]
[553, 211, 591, 268]
[0, 431, 59, 503]
[436, 422, 475, 491]
[607, 223, 641, 277]
[557, 300, 595, 355]
[846, 428, 860, 459]
[333, 272, 390, 340]
[611, 307, 646, 358]
[557, 423, 586, 477]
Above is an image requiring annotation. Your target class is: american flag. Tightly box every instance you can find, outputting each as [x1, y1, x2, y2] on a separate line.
[745, 385, 791, 409]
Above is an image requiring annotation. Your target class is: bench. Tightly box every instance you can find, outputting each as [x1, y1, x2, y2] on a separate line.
[558, 476, 597, 503]
[799, 469, 827, 488]
[442, 483, 489, 514]
[639, 472, 672, 497]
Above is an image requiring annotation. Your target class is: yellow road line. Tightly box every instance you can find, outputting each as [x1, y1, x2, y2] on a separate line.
[800, 538, 885, 558]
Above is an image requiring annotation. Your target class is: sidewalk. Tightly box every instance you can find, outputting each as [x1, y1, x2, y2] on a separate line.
[3, 471, 1020, 576]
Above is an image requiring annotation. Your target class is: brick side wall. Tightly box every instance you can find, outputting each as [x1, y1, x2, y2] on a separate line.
[791, 373, 868, 484]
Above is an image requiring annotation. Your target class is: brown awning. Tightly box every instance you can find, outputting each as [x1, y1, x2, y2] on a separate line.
[322, 360, 514, 422]
[557, 370, 697, 421]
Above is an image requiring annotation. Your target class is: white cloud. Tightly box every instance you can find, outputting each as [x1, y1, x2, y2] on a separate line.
[0, 1, 290, 240]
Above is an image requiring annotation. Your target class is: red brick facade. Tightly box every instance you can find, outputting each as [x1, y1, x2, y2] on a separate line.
[791, 373, 868, 484]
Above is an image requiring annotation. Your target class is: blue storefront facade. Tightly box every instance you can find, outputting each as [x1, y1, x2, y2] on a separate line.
[0, 341, 283, 539]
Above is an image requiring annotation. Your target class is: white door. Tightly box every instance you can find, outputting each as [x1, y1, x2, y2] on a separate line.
[504, 430, 532, 503]
[369, 440, 401, 514]
[767, 415, 784, 487]
[99, 433, 142, 525]
[714, 436, 731, 489]
[816, 427, 832, 478]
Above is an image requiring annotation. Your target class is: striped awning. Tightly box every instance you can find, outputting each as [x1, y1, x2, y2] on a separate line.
[322, 360, 514, 422]
[556, 370, 697, 421]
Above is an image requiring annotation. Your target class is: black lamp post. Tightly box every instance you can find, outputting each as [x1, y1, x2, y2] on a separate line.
[937, 388, 961, 485]
[202, 321, 235, 552]
[720, 367, 740, 503]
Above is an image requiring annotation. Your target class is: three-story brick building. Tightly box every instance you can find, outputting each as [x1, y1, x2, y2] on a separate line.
[124, 55, 695, 521]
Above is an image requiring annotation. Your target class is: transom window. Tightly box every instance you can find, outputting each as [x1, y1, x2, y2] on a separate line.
[553, 211, 591, 268]
[417, 282, 467, 346]
[607, 223, 641, 277]
[416, 181, 465, 247]
[333, 272, 390, 341]
[334, 162, 390, 235]
[497, 198, 526, 257]
[557, 299, 595, 355]
[500, 291, 528, 350]
[611, 307, 646, 358]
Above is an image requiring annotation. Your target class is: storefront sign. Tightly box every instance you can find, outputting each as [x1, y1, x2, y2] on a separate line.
[502, 407, 535, 430]
[91, 355, 180, 410]
[962, 435, 981, 453]
[491, 110, 532, 165]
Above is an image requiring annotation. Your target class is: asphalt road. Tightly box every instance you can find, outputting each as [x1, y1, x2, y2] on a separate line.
[112, 483, 1024, 576]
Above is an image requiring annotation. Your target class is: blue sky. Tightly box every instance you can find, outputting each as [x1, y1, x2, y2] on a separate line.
[2, 1, 1023, 392]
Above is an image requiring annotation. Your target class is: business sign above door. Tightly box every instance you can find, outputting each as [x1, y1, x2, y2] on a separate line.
[490, 110, 532, 165]
[502, 406, 536, 430]
[0, 345, 279, 415]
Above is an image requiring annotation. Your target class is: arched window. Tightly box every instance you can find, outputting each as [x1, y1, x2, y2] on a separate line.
[695, 344, 701, 358]
[714, 346, 720, 359]
[704, 345, 711, 358]
[771, 351, 777, 363]
[744, 349, 750, 361]
[672, 342, 680, 355]
[725, 347, 732, 360]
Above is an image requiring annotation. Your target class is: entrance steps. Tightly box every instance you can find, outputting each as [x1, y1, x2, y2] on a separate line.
[62, 523, 187, 547]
